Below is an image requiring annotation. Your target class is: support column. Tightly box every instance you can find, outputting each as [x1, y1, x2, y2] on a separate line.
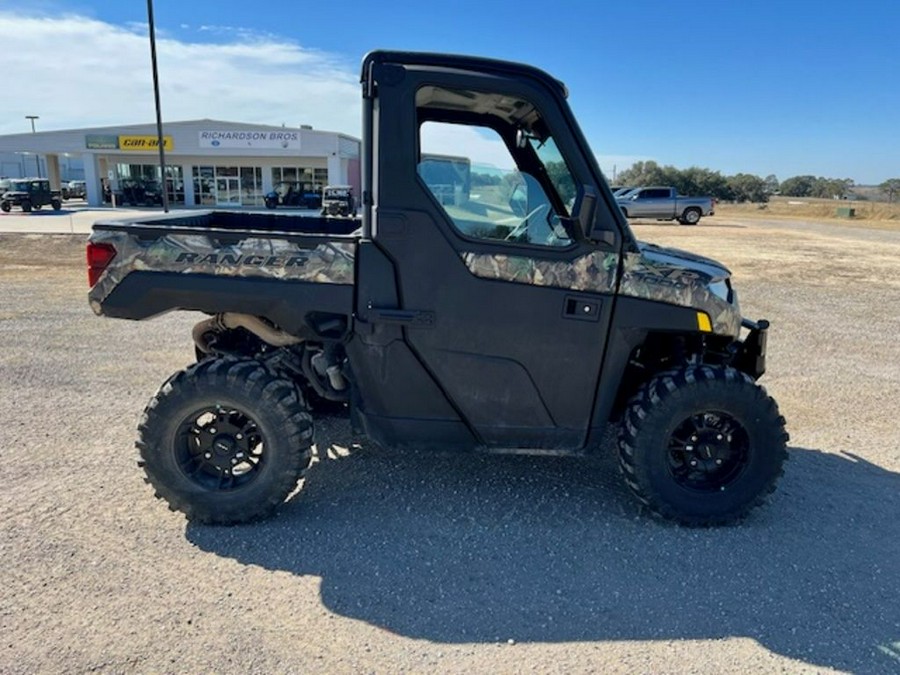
[181, 163, 194, 206]
[84, 154, 102, 206]
[327, 154, 343, 186]
[46, 154, 62, 191]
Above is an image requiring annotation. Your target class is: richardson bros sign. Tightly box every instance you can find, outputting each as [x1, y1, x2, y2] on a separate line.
[199, 130, 301, 150]
[85, 135, 173, 151]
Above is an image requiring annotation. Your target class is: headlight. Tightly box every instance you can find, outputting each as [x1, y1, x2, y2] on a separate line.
[709, 278, 732, 304]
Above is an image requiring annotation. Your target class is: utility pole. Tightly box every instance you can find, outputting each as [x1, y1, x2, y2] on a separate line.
[25, 115, 41, 178]
[147, 0, 169, 212]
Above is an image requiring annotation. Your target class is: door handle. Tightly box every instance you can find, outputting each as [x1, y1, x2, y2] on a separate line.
[563, 295, 601, 322]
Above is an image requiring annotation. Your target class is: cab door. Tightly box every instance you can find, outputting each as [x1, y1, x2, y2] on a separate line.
[366, 61, 623, 449]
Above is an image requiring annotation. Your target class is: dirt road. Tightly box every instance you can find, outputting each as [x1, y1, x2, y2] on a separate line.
[1, 218, 898, 673]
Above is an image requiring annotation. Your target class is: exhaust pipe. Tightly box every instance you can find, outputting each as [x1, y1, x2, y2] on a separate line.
[192, 313, 303, 353]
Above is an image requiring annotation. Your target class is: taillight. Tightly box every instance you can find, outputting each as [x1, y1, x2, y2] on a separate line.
[87, 242, 117, 287]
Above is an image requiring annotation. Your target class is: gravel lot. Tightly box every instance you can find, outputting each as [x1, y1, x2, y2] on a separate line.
[1, 217, 899, 673]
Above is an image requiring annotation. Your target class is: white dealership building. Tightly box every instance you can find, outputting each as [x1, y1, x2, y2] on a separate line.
[0, 120, 360, 207]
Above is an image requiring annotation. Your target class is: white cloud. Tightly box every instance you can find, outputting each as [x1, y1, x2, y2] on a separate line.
[0, 12, 361, 136]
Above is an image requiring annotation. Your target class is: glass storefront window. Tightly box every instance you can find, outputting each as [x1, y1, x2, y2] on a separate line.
[193, 165, 264, 207]
[112, 162, 185, 205]
[272, 165, 329, 196]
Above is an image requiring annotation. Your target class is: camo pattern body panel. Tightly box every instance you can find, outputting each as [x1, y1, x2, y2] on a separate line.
[461, 251, 620, 294]
[460, 246, 741, 337]
[89, 230, 355, 310]
[620, 251, 741, 336]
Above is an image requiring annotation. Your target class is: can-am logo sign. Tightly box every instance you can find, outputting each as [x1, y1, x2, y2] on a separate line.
[199, 130, 301, 150]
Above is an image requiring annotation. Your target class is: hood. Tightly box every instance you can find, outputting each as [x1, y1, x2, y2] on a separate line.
[638, 241, 730, 280]
[620, 242, 741, 337]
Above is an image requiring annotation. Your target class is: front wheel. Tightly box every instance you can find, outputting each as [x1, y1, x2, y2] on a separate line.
[680, 208, 701, 225]
[0, 201, 9, 213]
[51, 199, 62, 211]
[264, 197, 277, 209]
[137, 357, 314, 524]
[21, 201, 32, 213]
[617, 365, 788, 525]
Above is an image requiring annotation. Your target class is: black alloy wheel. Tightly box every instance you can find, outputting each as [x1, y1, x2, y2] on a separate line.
[666, 411, 749, 492]
[174, 405, 267, 492]
[617, 365, 788, 525]
[137, 357, 314, 524]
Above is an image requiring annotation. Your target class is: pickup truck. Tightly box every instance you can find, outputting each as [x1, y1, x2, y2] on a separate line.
[87, 50, 786, 527]
[616, 186, 715, 225]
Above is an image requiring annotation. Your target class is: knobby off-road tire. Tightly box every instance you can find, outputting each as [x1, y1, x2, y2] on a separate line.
[617, 365, 788, 525]
[137, 357, 313, 524]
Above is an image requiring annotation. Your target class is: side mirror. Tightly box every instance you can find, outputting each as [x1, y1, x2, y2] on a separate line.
[573, 184, 618, 248]
[571, 184, 597, 235]
[631, 194, 639, 200]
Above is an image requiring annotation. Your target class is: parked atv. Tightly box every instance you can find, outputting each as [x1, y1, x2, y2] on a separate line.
[0, 178, 62, 213]
[111, 179, 164, 207]
[264, 181, 322, 210]
[321, 185, 355, 216]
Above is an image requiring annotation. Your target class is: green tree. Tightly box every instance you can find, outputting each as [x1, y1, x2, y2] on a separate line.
[764, 174, 780, 194]
[879, 178, 900, 203]
[727, 174, 769, 203]
[807, 177, 853, 199]
[616, 160, 667, 187]
[779, 175, 816, 197]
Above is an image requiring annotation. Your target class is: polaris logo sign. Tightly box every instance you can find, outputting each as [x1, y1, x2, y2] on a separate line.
[199, 130, 301, 150]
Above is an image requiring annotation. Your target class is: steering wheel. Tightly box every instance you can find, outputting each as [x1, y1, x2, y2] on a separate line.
[506, 203, 550, 242]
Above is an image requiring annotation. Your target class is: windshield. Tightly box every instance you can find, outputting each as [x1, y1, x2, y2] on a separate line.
[10, 181, 29, 191]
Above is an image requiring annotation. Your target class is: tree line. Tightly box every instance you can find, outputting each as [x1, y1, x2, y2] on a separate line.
[614, 161, 900, 203]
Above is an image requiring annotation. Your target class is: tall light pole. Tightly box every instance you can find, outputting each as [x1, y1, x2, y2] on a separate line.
[25, 115, 40, 177]
[147, 0, 169, 212]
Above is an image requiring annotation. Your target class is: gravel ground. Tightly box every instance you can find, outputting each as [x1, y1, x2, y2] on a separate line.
[1, 218, 898, 674]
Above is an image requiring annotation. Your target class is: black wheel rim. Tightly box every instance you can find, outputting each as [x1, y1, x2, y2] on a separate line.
[175, 406, 266, 491]
[667, 411, 749, 492]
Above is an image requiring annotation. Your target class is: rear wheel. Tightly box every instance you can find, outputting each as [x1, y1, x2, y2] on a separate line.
[137, 357, 314, 524]
[265, 197, 277, 209]
[21, 201, 32, 213]
[51, 199, 62, 211]
[680, 207, 701, 225]
[617, 365, 787, 525]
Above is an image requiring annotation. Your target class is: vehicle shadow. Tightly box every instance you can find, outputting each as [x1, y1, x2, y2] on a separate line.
[0, 209, 79, 216]
[186, 422, 900, 673]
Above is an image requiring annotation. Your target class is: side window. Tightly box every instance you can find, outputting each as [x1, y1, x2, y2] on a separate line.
[418, 121, 572, 247]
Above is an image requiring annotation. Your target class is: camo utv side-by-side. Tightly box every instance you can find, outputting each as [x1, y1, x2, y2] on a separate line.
[86, 50, 786, 528]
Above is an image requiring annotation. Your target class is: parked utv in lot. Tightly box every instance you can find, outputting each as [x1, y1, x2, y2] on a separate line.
[87, 51, 786, 527]
[321, 185, 355, 216]
[1, 178, 62, 213]
[264, 181, 322, 210]
[68, 180, 87, 200]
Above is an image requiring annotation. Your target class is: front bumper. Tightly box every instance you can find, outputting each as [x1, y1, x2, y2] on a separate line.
[734, 318, 768, 379]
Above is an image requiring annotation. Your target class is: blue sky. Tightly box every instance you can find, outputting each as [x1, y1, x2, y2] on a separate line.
[5, 0, 900, 184]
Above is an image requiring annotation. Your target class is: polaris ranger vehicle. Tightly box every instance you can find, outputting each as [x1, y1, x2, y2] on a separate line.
[1, 178, 62, 212]
[87, 51, 786, 526]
